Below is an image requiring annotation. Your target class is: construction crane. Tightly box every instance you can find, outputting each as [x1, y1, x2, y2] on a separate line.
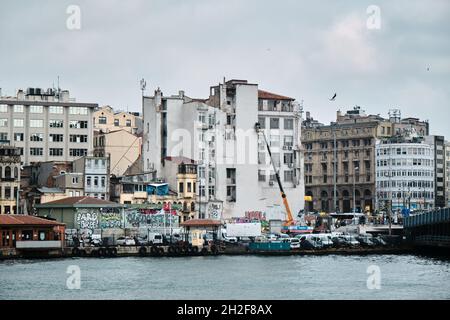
[255, 122, 295, 229]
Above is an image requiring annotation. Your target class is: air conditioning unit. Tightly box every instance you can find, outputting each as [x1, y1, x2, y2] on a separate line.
[269, 181, 274, 186]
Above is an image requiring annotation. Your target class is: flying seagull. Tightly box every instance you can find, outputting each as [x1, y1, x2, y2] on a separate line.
[329, 93, 337, 101]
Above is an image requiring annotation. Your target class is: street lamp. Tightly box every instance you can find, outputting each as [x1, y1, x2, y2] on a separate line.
[353, 166, 359, 214]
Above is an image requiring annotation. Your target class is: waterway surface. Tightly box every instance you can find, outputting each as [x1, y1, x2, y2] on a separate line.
[0, 254, 449, 299]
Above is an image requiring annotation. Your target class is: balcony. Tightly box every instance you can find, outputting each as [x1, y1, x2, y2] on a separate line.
[16, 241, 62, 249]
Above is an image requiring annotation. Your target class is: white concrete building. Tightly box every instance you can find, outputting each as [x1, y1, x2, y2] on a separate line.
[445, 141, 450, 207]
[0, 88, 96, 165]
[73, 156, 110, 200]
[143, 79, 304, 220]
[375, 136, 435, 211]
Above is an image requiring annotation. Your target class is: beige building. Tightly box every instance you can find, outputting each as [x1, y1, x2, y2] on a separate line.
[94, 129, 142, 177]
[0, 143, 21, 214]
[93, 106, 142, 134]
[302, 107, 429, 213]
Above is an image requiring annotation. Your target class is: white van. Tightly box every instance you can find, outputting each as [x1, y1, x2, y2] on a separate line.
[297, 233, 334, 247]
[148, 232, 163, 245]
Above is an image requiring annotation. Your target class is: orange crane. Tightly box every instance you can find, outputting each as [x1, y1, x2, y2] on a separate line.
[255, 122, 295, 229]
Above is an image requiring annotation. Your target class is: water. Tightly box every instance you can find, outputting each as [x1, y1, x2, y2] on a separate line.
[0, 255, 449, 300]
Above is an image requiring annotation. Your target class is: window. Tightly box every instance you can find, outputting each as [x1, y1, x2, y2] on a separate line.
[49, 106, 64, 114]
[270, 135, 280, 148]
[30, 133, 43, 142]
[258, 170, 266, 182]
[30, 119, 43, 128]
[99, 116, 107, 124]
[13, 119, 24, 127]
[14, 133, 24, 141]
[284, 119, 294, 130]
[69, 120, 88, 129]
[49, 148, 63, 156]
[187, 182, 192, 192]
[29, 105, 43, 113]
[0, 119, 7, 127]
[94, 176, 99, 187]
[270, 118, 280, 129]
[208, 186, 215, 197]
[258, 117, 265, 129]
[114, 119, 119, 126]
[49, 134, 63, 142]
[14, 105, 23, 113]
[30, 148, 43, 156]
[70, 135, 88, 143]
[69, 107, 88, 115]
[87, 176, 91, 186]
[69, 149, 87, 157]
[101, 177, 105, 187]
[72, 177, 79, 184]
[284, 136, 293, 147]
[198, 113, 206, 124]
[284, 153, 294, 164]
[199, 186, 206, 197]
[126, 119, 132, 127]
[0, 105, 7, 112]
[0, 133, 7, 141]
[49, 120, 64, 128]
[284, 170, 294, 182]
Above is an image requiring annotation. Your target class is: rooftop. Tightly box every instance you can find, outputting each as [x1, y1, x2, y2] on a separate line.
[0, 215, 65, 227]
[258, 90, 294, 101]
[35, 196, 123, 208]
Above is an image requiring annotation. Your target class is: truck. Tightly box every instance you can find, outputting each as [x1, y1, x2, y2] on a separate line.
[226, 223, 262, 238]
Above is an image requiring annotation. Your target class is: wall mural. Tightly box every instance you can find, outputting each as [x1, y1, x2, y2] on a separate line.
[99, 211, 123, 229]
[125, 209, 179, 228]
[75, 209, 99, 230]
[207, 201, 223, 220]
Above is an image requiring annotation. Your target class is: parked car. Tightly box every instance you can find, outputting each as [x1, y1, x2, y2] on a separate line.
[331, 236, 348, 248]
[90, 234, 102, 247]
[371, 236, 387, 246]
[278, 234, 290, 242]
[356, 235, 375, 247]
[289, 238, 301, 249]
[116, 236, 136, 246]
[266, 234, 278, 242]
[340, 235, 360, 246]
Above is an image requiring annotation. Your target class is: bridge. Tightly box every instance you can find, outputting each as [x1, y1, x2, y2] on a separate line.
[404, 208, 450, 250]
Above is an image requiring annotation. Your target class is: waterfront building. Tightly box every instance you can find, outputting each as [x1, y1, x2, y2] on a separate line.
[73, 156, 110, 200]
[0, 88, 97, 165]
[425, 135, 447, 208]
[302, 107, 429, 213]
[445, 141, 450, 207]
[375, 135, 435, 212]
[0, 215, 65, 253]
[142, 79, 304, 220]
[93, 129, 142, 177]
[93, 105, 142, 135]
[0, 143, 21, 214]
[35, 196, 123, 230]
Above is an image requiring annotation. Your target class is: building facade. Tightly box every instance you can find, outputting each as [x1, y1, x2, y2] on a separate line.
[93, 129, 142, 177]
[0, 143, 21, 214]
[302, 107, 429, 213]
[425, 135, 447, 208]
[143, 79, 304, 220]
[446, 141, 450, 207]
[375, 137, 435, 212]
[93, 105, 142, 135]
[73, 156, 110, 200]
[0, 88, 97, 165]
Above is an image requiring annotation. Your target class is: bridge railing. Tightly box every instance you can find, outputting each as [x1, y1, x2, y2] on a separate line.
[404, 208, 450, 228]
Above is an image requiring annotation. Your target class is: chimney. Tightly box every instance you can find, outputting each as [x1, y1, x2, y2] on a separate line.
[60, 90, 70, 102]
[306, 111, 311, 120]
[17, 89, 25, 100]
[337, 110, 342, 120]
[155, 87, 162, 108]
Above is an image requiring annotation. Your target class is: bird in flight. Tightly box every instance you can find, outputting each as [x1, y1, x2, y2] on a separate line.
[329, 93, 337, 101]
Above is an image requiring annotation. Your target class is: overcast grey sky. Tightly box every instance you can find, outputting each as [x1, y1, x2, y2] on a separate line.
[1, 0, 449, 137]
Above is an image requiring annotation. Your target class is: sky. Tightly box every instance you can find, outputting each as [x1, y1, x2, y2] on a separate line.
[1, 0, 449, 137]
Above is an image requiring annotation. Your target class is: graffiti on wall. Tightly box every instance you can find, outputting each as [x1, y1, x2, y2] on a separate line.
[100, 211, 123, 229]
[125, 209, 179, 228]
[208, 202, 223, 220]
[75, 209, 99, 230]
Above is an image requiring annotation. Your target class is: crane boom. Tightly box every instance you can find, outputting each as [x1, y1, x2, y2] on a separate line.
[255, 123, 294, 226]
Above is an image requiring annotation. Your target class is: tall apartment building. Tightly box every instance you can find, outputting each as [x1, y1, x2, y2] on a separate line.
[0, 143, 21, 214]
[375, 135, 435, 211]
[93, 105, 143, 135]
[425, 135, 446, 208]
[445, 141, 450, 207]
[0, 88, 97, 165]
[302, 107, 429, 213]
[143, 79, 304, 220]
